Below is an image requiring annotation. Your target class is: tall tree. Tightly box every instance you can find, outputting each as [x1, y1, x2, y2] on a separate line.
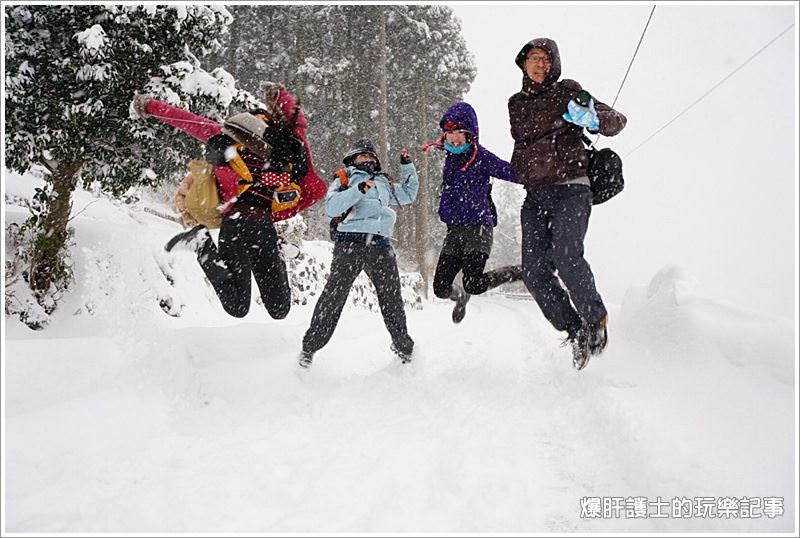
[4, 5, 251, 305]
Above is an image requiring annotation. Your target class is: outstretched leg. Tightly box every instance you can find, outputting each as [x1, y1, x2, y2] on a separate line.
[246, 216, 291, 320]
[197, 214, 254, 318]
[302, 243, 365, 354]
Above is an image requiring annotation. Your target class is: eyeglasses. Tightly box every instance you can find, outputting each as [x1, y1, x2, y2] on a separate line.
[526, 55, 551, 65]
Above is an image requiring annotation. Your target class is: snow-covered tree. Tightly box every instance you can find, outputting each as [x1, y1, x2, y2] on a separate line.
[210, 5, 476, 284]
[4, 5, 255, 309]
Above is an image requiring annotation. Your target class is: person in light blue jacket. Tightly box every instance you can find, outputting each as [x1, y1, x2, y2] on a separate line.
[300, 138, 419, 368]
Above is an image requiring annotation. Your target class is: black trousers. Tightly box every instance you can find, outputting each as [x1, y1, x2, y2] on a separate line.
[433, 251, 493, 297]
[520, 184, 606, 337]
[433, 224, 520, 298]
[197, 207, 290, 319]
[302, 241, 414, 355]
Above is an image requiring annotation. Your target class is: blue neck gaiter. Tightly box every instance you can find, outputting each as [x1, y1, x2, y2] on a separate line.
[444, 140, 471, 154]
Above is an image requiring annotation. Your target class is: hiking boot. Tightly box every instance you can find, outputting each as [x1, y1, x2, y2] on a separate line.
[450, 282, 471, 324]
[164, 224, 209, 253]
[563, 325, 591, 371]
[390, 343, 412, 364]
[298, 350, 314, 369]
[586, 315, 608, 356]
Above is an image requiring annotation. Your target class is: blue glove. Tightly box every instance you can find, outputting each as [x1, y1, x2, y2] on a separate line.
[563, 98, 600, 132]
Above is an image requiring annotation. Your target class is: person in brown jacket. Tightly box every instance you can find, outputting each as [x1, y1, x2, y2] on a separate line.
[508, 37, 627, 371]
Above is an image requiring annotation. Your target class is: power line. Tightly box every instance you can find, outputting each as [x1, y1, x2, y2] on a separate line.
[625, 23, 794, 158]
[611, 5, 656, 110]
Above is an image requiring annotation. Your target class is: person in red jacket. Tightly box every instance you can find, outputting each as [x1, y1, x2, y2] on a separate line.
[131, 83, 326, 319]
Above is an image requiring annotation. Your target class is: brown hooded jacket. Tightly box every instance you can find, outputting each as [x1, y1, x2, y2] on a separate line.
[508, 38, 627, 188]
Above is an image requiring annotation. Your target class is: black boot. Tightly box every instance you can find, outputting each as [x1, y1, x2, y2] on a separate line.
[565, 325, 591, 371]
[586, 315, 608, 355]
[164, 224, 209, 253]
[484, 265, 523, 290]
[450, 282, 471, 324]
[390, 343, 412, 364]
[298, 350, 314, 369]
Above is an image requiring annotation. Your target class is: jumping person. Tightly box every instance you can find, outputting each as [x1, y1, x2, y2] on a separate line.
[423, 101, 523, 323]
[508, 38, 627, 370]
[299, 139, 419, 368]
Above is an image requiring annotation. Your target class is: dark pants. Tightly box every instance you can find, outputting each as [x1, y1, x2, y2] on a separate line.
[520, 184, 606, 337]
[197, 206, 290, 319]
[433, 225, 520, 297]
[302, 240, 414, 355]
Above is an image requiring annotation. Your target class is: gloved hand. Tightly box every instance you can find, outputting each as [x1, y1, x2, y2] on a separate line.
[358, 179, 374, 193]
[400, 148, 412, 164]
[129, 93, 152, 120]
[563, 97, 600, 132]
[205, 134, 252, 182]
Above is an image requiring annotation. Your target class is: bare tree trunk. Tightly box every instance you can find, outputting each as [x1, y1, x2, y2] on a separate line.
[377, 7, 389, 161]
[28, 160, 83, 294]
[225, 8, 240, 80]
[414, 83, 431, 299]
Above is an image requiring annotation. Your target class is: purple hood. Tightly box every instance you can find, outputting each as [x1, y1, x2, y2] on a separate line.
[436, 102, 516, 226]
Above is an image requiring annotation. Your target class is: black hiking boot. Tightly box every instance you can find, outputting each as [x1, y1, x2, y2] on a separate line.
[485, 265, 523, 290]
[564, 325, 591, 371]
[164, 224, 209, 253]
[390, 343, 413, 364]
[298, 350, 314, 369]
[450, 282, 471, 324]
[586, 315, 609, 356]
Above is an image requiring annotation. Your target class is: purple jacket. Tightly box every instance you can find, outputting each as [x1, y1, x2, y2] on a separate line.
[437, 102, 516, 226]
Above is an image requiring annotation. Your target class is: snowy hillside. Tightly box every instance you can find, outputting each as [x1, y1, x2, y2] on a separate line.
[3, 172, 796, 533]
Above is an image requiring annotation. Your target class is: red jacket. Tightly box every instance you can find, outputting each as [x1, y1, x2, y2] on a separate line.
[144, 92, 325, 222]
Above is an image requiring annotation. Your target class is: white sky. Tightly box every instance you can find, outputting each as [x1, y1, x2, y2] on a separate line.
[452, 2, 797, 319]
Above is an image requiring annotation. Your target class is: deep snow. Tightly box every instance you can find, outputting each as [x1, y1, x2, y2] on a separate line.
[3, 172, 796, 533]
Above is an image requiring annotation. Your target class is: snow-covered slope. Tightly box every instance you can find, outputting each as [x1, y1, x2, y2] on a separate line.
[3, 174, 796, 533]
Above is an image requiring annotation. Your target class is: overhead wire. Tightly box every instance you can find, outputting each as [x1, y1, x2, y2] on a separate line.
[624, 23, 795, 158]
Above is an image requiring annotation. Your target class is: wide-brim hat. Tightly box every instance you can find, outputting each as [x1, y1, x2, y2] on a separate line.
[222, 113, 272, 159]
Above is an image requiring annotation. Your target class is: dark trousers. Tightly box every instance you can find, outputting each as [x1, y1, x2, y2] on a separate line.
[520, 184, 606, 337]
[433, 225, 520, 297]
[197, 208, 290, 319]
[434, 251, 492, 297]
[302, 241, 414, 355]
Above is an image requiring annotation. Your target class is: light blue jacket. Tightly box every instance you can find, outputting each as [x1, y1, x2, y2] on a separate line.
[326, 163, 419, 238]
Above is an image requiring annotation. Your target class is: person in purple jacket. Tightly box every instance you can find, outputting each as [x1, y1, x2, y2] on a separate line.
[423, 102, 523, 323]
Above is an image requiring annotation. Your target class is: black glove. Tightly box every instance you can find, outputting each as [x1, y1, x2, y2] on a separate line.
[400, 152, 412, 165]
[205, 133, 238, 166]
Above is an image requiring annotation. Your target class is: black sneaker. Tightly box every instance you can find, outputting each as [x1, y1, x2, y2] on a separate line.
[587, 315, 608, 356]
[298, 350, 314, 369]
[164, 224, 209, 253]
[450, 282, 471, 324]
[390, 343, 412, 364]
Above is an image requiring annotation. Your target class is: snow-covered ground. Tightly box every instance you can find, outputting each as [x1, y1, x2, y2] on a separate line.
[3, 173, 796, 533]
